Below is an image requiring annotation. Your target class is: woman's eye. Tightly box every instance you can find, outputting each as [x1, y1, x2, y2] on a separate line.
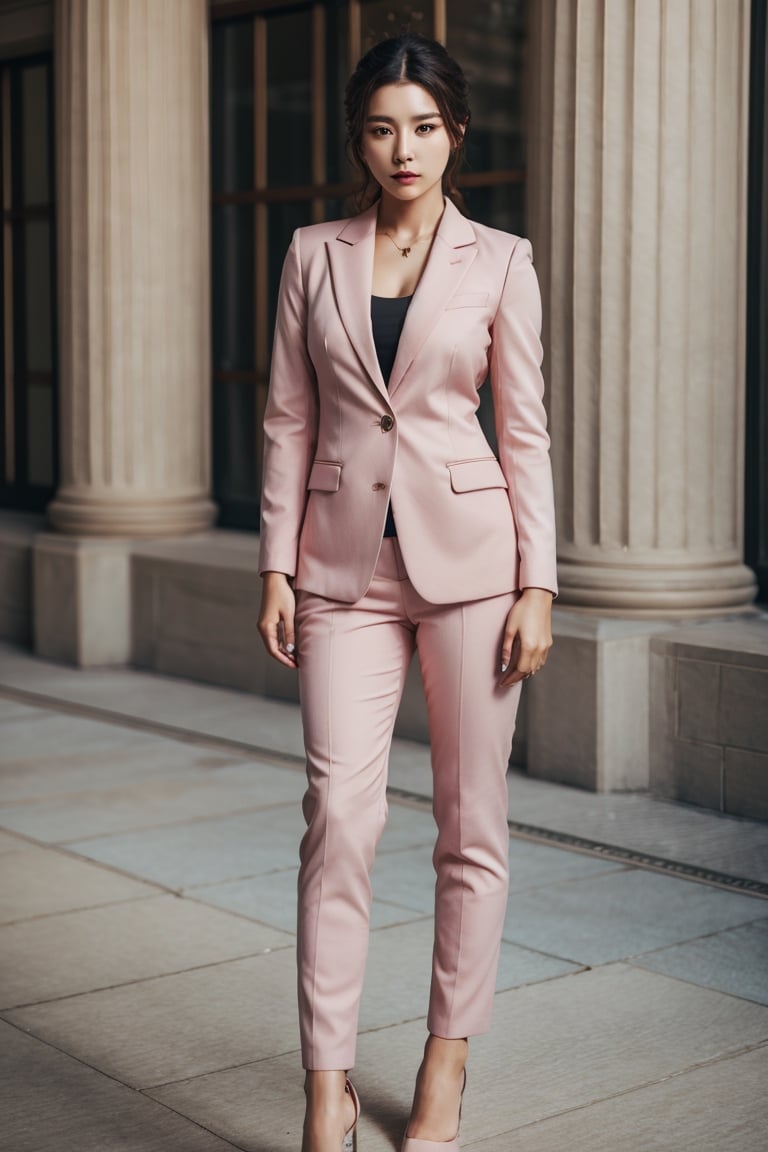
[371, 126, 391, 137]
[417, 124, 436, 133]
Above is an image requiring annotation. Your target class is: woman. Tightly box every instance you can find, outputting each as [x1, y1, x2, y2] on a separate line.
[257, 33, 556, 1152]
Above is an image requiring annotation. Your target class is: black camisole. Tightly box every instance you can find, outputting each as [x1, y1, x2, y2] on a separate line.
[371, 294, 412, 538]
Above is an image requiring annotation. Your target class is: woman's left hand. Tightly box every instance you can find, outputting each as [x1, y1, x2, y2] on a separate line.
[499, 587, 554, 688]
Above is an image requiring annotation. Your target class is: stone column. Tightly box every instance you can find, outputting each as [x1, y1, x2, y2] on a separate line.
[35, 0, 215, 665]
[524, 0, 757, 791]
[49, 0, 215, 537]
[527, 0, 757, 615]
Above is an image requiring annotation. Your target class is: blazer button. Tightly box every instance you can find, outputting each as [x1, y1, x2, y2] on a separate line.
[380, 414, 395, 432]
[372, 482, 386, 491]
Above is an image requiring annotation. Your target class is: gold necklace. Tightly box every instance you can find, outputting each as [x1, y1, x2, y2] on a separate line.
[377, 229, 436, 258]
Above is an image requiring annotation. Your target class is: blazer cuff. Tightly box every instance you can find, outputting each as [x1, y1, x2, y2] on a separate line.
[519, 562, 558, 599]
[258, 542, 298, 580]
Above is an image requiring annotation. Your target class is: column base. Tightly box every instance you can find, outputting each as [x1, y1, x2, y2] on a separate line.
[556, 556, 758, 616]
[47, 490, 217, 538]
[526, 610, 670, 792]
[33, 534, 132, 666]
[526, 606, 762, 794]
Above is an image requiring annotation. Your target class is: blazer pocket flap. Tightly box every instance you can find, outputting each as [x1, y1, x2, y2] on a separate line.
[307, 460, 342, 492]
[447, 458, 508, 493]
[445, 292, 490, 310]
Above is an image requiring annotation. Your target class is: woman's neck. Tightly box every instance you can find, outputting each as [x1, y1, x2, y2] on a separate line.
[376, 187, 446, 240]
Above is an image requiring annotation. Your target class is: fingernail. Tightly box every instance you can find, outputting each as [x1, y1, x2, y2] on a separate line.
[285, 643, 295, 654]
[500, 661, 508, 673]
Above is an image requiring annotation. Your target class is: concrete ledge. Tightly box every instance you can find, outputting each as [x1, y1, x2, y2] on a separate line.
[650, 616, 768, 820]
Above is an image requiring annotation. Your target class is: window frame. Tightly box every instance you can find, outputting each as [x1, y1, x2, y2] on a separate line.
[0, 50, 58, 514]
[209, 0, 526, 529]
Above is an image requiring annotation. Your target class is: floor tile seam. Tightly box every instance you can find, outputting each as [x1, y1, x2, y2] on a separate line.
[132, 1092, 250, 1150]
[182, 865, 303, 892]
[496, 933, 590, 970]
[501, 819, 768, 898]
[0, 707, 61, 726]
[460, 1038, 768, 1145]
[0, 1016, 250, 1150]
[504, 812, 768, 853]
[0, 891, 172, 929]
[618, 910, 768, 959]
[0, 807, 286, 843]
[140, 1044, 305, 1094]
[183, 885, 431, 931]
[376, 839, 437, 856]
[493, 967, 593, 1000]
[178, 872, 294, 896]
[503, 863, 635, 897]
[0, 684, 311, 768]
[0, 945, 296, 1014]
[488, 958, 647, 993]
[178, 890, 299, 937]
[366, 892, 435, 915]
[369, 912, 433, 932]
[356, 1013, 430, 1040]
[367, 866, 635, 910]
[624, 956, 768, 1007]
[0, 765, 280, 808]
[497, 923, 768, 972]
[0, 830, 185, 895]
[0, 826, 50, 851]
[42, 799, 301, 845]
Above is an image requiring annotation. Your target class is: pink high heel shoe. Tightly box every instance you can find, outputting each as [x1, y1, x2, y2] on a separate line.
[401, 1068, 466, 1151]
[343, 1078, 360, 1151]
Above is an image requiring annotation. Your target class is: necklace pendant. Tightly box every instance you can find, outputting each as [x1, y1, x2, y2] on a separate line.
[401, 247, 410, 258]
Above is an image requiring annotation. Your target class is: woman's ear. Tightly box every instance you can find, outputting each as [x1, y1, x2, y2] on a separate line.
[452, 118, 468, 150]
[451, 120, 467, 153]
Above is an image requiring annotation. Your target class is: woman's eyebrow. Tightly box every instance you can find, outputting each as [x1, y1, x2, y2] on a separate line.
[365, 112, 443, 123]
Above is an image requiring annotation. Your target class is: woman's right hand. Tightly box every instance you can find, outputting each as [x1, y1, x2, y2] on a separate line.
[257, 571, 298, 668]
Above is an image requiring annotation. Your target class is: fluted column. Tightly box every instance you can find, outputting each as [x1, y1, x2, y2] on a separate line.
[528, 0, 757, 614]
[49, 0, 215, 536]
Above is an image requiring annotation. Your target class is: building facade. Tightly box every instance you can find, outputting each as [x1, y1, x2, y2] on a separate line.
[1, 0, 766, 816]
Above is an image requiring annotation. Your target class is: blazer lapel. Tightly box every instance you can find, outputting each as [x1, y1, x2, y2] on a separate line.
[387, 200, 478, 398]
[324, 198, 478, 401]
[325, 205, 388, 399]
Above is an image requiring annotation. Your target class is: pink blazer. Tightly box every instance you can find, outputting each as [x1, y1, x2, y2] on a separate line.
[258, 197, 557, 605]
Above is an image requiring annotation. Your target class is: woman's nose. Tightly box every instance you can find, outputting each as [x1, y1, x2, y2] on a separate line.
[393, 135, 414, 164]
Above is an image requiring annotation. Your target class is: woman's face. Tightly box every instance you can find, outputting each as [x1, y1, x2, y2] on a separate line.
[361, 82, 454, 203]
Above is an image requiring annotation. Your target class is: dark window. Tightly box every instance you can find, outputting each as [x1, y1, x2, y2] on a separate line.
[0, 53, 58, 512]
[210, 0, 527, 529]
[746, 0, 768, 601]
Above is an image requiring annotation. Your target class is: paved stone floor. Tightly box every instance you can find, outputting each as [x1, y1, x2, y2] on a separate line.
[1, 643, 767, 1151]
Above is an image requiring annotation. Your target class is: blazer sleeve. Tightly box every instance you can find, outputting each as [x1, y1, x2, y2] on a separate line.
[490, 237, 558, 597]
[258, 229, 319, 577]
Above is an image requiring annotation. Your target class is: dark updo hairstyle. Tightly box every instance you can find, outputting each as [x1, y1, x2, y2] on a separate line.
[344, 34, 471, 214]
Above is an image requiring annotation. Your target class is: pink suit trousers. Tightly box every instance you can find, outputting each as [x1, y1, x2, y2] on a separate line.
[294, 538, 521, 1070]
